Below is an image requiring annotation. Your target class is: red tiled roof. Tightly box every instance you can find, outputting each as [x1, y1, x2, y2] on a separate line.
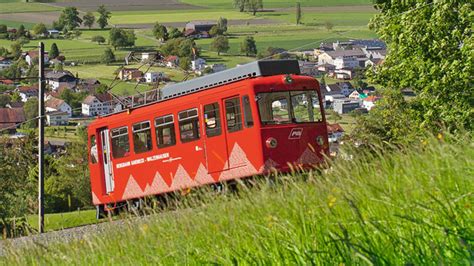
[0, 108, 25, 124]
[0, 79, 14, 85]
[165, 55, 178, 62]
[18, 85, 38, 93]
[45, 96, 65, 109]
[364, 95, 381, 102]
[327, 123, 344, 133]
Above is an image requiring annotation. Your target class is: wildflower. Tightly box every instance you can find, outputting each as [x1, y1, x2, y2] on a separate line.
[327, 195, 337, 208]
[437, 133, 443, 140]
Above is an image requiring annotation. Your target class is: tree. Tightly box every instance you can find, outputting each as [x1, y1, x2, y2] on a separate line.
[160, 37, 199, 59]
[16, 25, 25, 39]
[0, 24, 6, 34]
[52, 20, 64, 31]
[233, 0, 247, 12]
[327, 109, 342, 124]
[217, 17, 228, 33]
[168, 27, 183, 39]
[324, 21, 333, 31]
[83, 12, 95, 29]
[109, 28, 135, 50]
[247, 0, 263, 15]
[10, 41, 21, 60]
[97, 5, 111, 29]
[209, 25, 223, 36]
[0, 94, 11, 107]
[179, 57, 191, 72]
[240, 36, 257, 56]
[102, 48, 115, 64]
[211, 35, 230, 55]
[10, 91, 21, 103]
[91, 35, 106, 44]
[54, 62, 64, 71]
[152, 23, 168, 42]
[23, 98, 38, 128]
[296, 2, 302, 25]
[50, 43, 59, 59]
[73, 29, 82, 39]
[32, 23, 47, 36]
[58, 7, 82, 30]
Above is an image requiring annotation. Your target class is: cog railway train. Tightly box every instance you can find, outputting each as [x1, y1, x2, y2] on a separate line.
[87, 60, 329, 216]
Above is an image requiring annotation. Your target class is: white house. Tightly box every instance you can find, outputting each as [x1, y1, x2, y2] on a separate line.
[327, 123, 345, 143]
[144, 72, 166, 83]
[46, 111, 69, 126]
[362, 96, 380, 111]
[82, 93, 113, 116]
[45, 71, 77, 91]
[191, 58, 206, 71]
[47, 29, 60, 37]
[45, 96, 72, 117]
[18, 85, 38, 102]
[141, 52, 157, 62]
[318, 49, 366, 69]
[25, 50, 49, 66]
[0, 57, 12, 70]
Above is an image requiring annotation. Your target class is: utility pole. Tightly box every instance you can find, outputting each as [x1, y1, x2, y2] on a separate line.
[38, 42, 45, 234]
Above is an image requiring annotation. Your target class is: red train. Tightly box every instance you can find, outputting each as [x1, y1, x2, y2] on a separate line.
[87, 60, 329, 216]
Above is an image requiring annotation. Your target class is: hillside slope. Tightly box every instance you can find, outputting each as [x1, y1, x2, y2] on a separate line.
[3, 135, 473, 264]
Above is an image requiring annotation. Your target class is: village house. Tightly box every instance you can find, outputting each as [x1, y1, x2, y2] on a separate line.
[333, 98, 361, 114]
[333, 69, 354, 80]
[318, 49, 367, 70]
[24, 50, 49, 66]
[0, 57, 12, 70]
[0, 79, 14, 86]
[141, 52, 158, 62]
[165, 56, 179, 68]
[17, 85, 38, 102]
[144, 72, 166, 83]
[0, 108, 25, 134]
[81, 93, 113, 116]
[327, 123, 345, 143]
[47, 29, 60, 38]
[118, 68, 143, 81]
[184, 21, 216, 38]
[298, 61, 318, 76]
[45, 71, 77, 91]
[6, 102, 24, 109]
[45, 96, 72, 117]
[362, 95, 381, 111]
[191, 58, 206, 71]
[46, 111, 69, 126]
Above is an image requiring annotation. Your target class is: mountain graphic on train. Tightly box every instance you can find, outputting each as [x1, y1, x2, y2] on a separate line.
[87, 60, 329, 217]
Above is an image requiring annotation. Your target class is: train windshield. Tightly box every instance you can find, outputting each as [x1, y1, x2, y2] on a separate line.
[257, 90, 323, 125]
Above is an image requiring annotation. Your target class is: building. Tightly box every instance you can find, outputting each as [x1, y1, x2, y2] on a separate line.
[362, 95, 381, 111]
[327, 123, 345, 143]
[184, 21, 216, 38]
[334, 69, 354, 80]
[141, 52, 158, 62]
[144, 72, 166, 83]
[191, 58, 206, 71]
[0, 108, 25, 134]
[318, 49, 367, 69]
[118, 68, 143, 81]
[25, 50, 49, 66]
[0, 57, 12, 70]
[47, 29, 60, 37]
[164, 56, 179, 68]
[299, 61, 318, 76]
[333, 98, 361, 114]
[45, 71, 77, 91]
[81, 93, 113, 116]
[45, 96, 72, 117]
[46, 111, 69, 126]
[18, 85, 38, 102]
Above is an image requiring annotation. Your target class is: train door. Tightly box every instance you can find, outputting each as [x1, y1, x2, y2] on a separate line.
[200, 99, 229, 173]
[223, 95, 248, 168]
[99, 128, 114, 193]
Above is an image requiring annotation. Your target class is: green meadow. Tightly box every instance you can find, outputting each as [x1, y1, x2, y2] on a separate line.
[180, 0, 373, 9]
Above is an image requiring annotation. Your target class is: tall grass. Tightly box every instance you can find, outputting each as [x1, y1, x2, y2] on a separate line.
[3, 135, 473, 264]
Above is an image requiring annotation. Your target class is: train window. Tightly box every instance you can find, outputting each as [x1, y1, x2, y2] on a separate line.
[225, 97, 242, 132]
[111, 126, 130, 158]
[290, 92, 312, 122]
[178, 108, 200, 142]
[132, 121, 153, 153]
[90, 135, 98, 164]
[242, 95, 254, 128]
[155, 114, 176, 148]
[309, 91, 323, 122]
[203, 103, 221, 137]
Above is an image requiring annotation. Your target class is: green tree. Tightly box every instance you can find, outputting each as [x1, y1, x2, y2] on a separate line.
[168, 27, 183, 39]
[102, 47, 115, 64]
[233, 0, 247, 12]
[240, 36, 257, 56]
[296, 2, 302, 25]
[209, 25, 222, 36]
[58, 7, 82, 30]
[91, 35, 106, 44]
[211, 35, 230, 55]
[83, 12, 95, 29]
[0, 94, 11, 107]
[10, 41, 22, 60]
[32, 23, 47, 36]
[179, 57, 191, 72]
[10, 91, 21, 102]
[247, 0, 263, 15]
[23, 98, 38, 128]
[49, 43, 59, 59]
[357, 0, 473, 141]
[324, 21, 333, 31]
[97, 5, 111, 29]
[16, 25, 25, 39]
[217, 17, 228, 33]
[109, 28, 135, 50]
[0, 24, 6, 34]
[54, 62, 64, 71]
[152, 23, 168, 42]
[73, 29, 82, 39]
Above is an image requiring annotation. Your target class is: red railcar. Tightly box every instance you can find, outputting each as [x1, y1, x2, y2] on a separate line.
[87, 60, 329, 215]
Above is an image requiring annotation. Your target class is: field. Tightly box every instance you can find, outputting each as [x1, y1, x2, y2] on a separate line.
[3, 135, 472, 264]
[26, 209, 97, 232]
[180, 0, 373, 9]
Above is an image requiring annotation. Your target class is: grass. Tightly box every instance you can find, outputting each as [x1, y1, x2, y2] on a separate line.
[0, 2, 60, 13]
[180, 0, 373, 9]
[108, 9, 256, 25]
[26, 209, 98, 232]
[3, 134, 473, 264]
[0, 19, 36, 29]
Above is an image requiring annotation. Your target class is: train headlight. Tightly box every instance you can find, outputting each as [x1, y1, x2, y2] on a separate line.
[316, 136, 324, 146]
[266, 138, 278, 149]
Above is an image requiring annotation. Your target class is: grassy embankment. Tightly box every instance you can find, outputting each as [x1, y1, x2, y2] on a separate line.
[26, 209, 97, 232]
[4, 134, 473, 264]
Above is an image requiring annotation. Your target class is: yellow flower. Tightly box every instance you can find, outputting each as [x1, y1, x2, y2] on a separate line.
[437, 133, 443, 140]
[327, 195, 337, 208]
